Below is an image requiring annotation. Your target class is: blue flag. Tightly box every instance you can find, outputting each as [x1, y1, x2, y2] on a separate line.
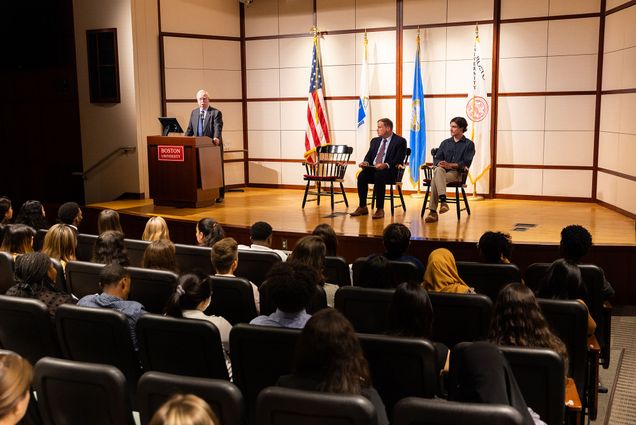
[409, 33, 426, 186]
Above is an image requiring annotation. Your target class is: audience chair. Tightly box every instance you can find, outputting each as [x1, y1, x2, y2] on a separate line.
[175, 243, 214, 274]
[358, 333, 437, 416]
[0, 295, 61, 364]
[259, 280, 327, 316]
[301, 144, 353, 211]
[124, 238, 150, 267]
[34, 357, 135, 425]
[393, 397, 525, 425]
[334, 286, 394, 334]
[428, 292, 492, 349]
[370, 147, 411, 216]
[126, 266, 178, 314]
[0, 251, 14, 294]
[256, 386, 376, 425]
[65, 260, 103, 298]
[34, 229, 47, 252]
[538, 298, 593, 420]
[456, 261, 521, 302]
[351, 257, 419, 286]
[55, 304, 141, 391]
[49, 258, 67, 293]
[420, 148, 471, 220]
[324, 255, 352, 287]
[497, 346, 569, 425]
[137, 371, 244, 425]
[136, 314, 229, 380]
[206, 275, 258, 325]
[230, 324, 300, 422]
[75, 233, 98, 262]
[235, 250, 282, 287]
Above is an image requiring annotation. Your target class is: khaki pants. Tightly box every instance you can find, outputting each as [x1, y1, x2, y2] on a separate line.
[429, 167, 460, 212]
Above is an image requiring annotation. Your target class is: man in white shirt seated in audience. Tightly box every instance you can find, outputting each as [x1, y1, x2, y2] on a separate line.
[238, 221, 288, 261]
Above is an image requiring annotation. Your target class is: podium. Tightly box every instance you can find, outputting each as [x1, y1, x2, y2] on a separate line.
[147, 136, 222, 208]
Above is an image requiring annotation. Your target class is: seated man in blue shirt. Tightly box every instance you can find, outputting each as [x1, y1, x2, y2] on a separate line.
[77, 264, 146, 350]
[250, 262, 318, 329]
[425, 117, 476, 223]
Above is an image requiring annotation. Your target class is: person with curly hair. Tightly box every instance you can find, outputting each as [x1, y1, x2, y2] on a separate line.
[0, 352, 33, 425]
[142, 216, 171, 242]
[5, 252, 75, 316]
[195, 218, 225, 248]
[489, 282, 569, 376]
[14, 200, 48, 231]
[0, 196, 13, 224]
[277, 308, 389, 425]
[56, 202, 83, 231]
[478, 230, 513, 264]
[92, 230, 130, 267]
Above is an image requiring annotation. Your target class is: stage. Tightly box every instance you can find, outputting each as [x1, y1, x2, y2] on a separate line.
[87, 188, 636, 246]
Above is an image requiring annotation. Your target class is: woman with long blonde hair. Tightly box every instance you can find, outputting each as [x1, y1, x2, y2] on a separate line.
[0, 352, 33, 425]
[142, 216, 171, 242]
[41, 223, 77, 270]
[149, 394, 218, 425]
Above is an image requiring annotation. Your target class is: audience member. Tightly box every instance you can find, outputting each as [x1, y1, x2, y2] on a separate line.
[0, 224, 36, 258]
[41, 223, 77, 270]
[537, 259, 596, 336]
[149, 394, 219, 425]
[0, 197, 12, 224]
[382, 223, 424, 279]
[92, 230, 130, 267]
[478, 231, 513, 264]
[56, 202, 82, 231]
[164, 273, 232, 375]
[287, 235, 338, 307]
[212, 237, 259, 312]
[560, 224, 614, 299]
[448, 342, 540, 425]
[78, 264, 146, 350]
[357, 254, 396, 289]
[489, 282, 569, 376]
[142, 239, 179, 273]
[0, 352, 33, 425]
[195, 218, 225, 248]
[388, 281, 449, 373]
[250, 262, 317, 329]
[142, 216, 171, 242]
[277, 308, 389, 425]
[14, 200, 48, 231]
[238, 221, 287, 261]
[97, 209, 123, 234]
[5, 252, 75, 316]
[422, 248, 472, 294]
[311, 223, 338, 257]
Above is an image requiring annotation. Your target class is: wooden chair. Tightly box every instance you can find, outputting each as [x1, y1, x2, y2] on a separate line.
[420, 148, 471, 220]
[370, 147, 411, 215]
[301, 144, 353, 211]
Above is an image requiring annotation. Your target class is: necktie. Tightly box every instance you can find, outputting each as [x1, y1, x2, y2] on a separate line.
[374, 139, 387, 165]
[197, 110, 204, 136]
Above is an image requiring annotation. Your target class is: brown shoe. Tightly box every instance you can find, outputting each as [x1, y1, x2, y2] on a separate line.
[439, 203, 450, 214]
[425, 211, 438, 223]
[350, 206, 369, 217]
[372, 209, 385, 219]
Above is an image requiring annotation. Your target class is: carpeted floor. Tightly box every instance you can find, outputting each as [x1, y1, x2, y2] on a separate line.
[593, 308, 636, 424]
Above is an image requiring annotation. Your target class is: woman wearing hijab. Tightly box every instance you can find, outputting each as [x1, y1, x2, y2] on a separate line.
[422, 248, 472, 294]
[449, 341, 544, 425]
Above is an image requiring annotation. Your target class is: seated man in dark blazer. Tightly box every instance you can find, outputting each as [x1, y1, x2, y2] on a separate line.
[350, 118, 407, 219]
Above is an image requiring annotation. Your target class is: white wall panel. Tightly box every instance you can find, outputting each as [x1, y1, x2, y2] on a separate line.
[323, 65, 356, 97]
[279, 130, 307, 160]
[321, 34, 355, 66]
[602, 50, 623, 91]
[280, 67, 311, 98]
[225, 162, 245, 185]
[160, 0, 239, 37]
[368, 64, 397, 96]
[598, 132, 620, 170]
[616, 177, 636, 214]
[280, 162, 306, 185]
[496, 131, 545, 165]
[278, 0, 313, 35]
[543, 170, 592, 197]
[403, 0, 447, 25]
[543, 131, 594, 166]
[246, 40, 280, 69]
[549, 0, 600, 15]
[214, 102, 243, 131]
[623, 47, 636, 88]
[496, 168, 543, 195]
[247, 102, 281, 130]
[618, 133, 636, 176]
[165, 69, 205, 99]
[362, 31, 397, 64]
[279, 101, 306, 131]
[249, 161, 281, 184]
[164, 38, 203, 69]
[619, 94, 636, 135]
[547, 18, 599, 55]
[446, 25, 493, 61]
[600, 94, 620, 132]
[203, 70, 241, 99]
[596, 171, 617, 205]
[547, 55, 597, 91]
[324, 100, 357, 131]
[501, 0, 548, 19]
[447, 0, 493, 23]
[316, 0, 355, 31]
[203, 40, 241, 70]
[355, 0, 396, 29]
[248, 131, 281, 158]
[247, 69, 280, 98]
[500, 22, 548, 58]
[498, 57, 547, 92]
[244, 0, 278, 38]
[545, 96, 595, 131]
[498, 96, 546, 131]
[279, 37, 314, 68]
[403, 28, 447, 62]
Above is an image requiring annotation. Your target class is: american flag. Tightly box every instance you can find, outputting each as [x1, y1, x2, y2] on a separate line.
[304, 36, 330, 163]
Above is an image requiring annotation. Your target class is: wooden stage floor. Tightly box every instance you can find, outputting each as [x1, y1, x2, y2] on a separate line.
[88, 188, 636, 247]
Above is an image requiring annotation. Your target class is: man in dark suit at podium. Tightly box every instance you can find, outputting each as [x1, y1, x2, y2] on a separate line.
[186, 89, 225, 201]
[350, 118, 407, 219]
